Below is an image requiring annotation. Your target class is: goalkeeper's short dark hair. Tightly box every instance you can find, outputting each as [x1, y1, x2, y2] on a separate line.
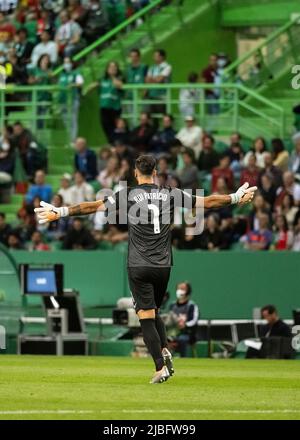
[135, 155, 156, 176]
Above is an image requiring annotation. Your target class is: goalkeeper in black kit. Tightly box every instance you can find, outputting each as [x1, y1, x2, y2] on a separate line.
[35, 155, 257, 384]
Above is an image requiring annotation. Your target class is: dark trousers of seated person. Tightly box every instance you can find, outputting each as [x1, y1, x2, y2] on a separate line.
[100, 108, 121, 143]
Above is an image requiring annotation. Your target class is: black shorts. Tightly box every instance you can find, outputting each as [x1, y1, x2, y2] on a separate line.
[128, 266, 171, 313]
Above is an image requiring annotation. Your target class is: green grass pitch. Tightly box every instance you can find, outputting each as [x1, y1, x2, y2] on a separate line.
[0, 356, 299, 420]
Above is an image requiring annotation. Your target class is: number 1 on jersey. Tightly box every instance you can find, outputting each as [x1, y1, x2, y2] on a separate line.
[148, 204, 160, 234]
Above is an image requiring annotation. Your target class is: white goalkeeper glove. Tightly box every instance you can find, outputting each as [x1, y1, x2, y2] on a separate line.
[34, 201, 69, 225]
[230, 182, 257, 205]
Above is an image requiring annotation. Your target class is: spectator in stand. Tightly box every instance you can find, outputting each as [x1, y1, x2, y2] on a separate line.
[119, 157, 136, 187]
[28, 54, 53, 128]
[55, 9, 82, 57]
[199, 213, 228, 251]
[30, 30, 58, 67]
[14, 28, 33, 66]
[69, 171, 94, 204]
[211, 153, 234, 193]
[58, 173, 73, 206]
[106, 0, 126, 28]
[25, 169, 52, 204]
[126, 48, 147, 88]
[36, 9, 54, 39]
[97, 146, 112, 172]
[11, 121, 39, 177]
[58, 57, 84, 142]
[99, 61, 124, 143]
[249, 193, 272, 230]
[225, 138, 244, 176]
[4, 50, 28, 85]
[292, 216, 300, 251]
[7, 232, 23, 250]
[289, 133, 300, 177]
[130, 112, 155, 154]
[150, 114, 176, 155]
[176, 115, 203, 159]
[0, 212, 11, 246]
[276, 194, 298, 229]
[27, 230, 50, 251]
[177, 149, 198, 190]
[245, 212, 273, 251]
[145, 49, 172, 118]
[111, 117, 130, 145]
[0, 11, 15, 51]
[210, 177, 233, 220]
[275, 171, 300, 208]
[114, 139, 136, 164]
[0, 126, 14, 175]
[98, 155, 120, 189]
[258, 152, 282, 190]
[201, 53, 218, 114]
[63, 217, 97, 250]
[272, 214, 293, 251]
[243, 136, 267, 169]
[240, 153, 259, 188]
[74, 137, 97, 182]
[179, 72, 200, 118]
[45, 193, 70, 241]
[259, 173, 277, 209]
[197, 135, 219, 176]
[157, 155, 171, 175]
[272, 138, 289, 173]
[81, 0, 108, 44]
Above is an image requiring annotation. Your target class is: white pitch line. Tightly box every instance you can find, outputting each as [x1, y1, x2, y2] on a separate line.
[118, 409, 300, 415]
[0, 409, 299, 416]
[0, 410, 93, 415]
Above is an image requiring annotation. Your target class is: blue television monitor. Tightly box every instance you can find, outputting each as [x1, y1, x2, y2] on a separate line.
[20, 264, 63, 296]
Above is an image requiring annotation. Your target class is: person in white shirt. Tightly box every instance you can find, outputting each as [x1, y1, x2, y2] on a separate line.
[30, 30, 57, 67]
[58, 173, 73, 206]
[244, 136, 268, 169]
[145, 49, 172, 119]
[289, 132, 300, 177]
[55, 9, 82, 57]
[278, 171, 300, 206]
[179, 72, 200, 118]
[69, 170, 94, 205]
[176, 115, 203, 159]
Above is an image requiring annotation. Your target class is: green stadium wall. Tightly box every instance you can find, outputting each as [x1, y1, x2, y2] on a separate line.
[4, 250, 299, 319]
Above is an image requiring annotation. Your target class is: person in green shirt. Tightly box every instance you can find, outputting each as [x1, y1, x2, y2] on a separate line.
[58, 57, 84, 142]
[28, 54, 53, 129]
[99, 61, 124, 143]
[126, 48, 147, 87]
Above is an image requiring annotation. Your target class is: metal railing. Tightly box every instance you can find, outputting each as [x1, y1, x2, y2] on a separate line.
[221, 0, 292, 8]
[223, 18, 300, 89]
[0, 85, 73, 137]
[122, 83, 285, 138]
[0, 82, 285, 142]
[53, 0, 166, 76]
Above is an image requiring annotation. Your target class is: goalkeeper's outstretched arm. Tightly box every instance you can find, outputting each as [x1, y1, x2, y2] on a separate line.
[195, 182, 257, 209]
[35, 200, 105, 224]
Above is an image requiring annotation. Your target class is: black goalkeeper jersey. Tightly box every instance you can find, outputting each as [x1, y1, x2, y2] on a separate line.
[104, 184, 196, 268]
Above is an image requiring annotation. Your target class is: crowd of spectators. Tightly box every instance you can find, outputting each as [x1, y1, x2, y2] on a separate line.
[0, 4, 300, 253]
[2, 118, 300, 252]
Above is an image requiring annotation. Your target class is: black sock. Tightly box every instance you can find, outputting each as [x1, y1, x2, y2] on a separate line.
[140, 318, 165, 371]
[155, 312, 168, 349]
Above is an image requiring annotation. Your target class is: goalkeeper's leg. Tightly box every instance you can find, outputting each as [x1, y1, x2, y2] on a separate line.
[138, 309, 170, 384]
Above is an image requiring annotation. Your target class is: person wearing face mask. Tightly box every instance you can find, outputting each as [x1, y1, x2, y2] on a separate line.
[58, 57, 84, 142]
[168, 282, 199, 357]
